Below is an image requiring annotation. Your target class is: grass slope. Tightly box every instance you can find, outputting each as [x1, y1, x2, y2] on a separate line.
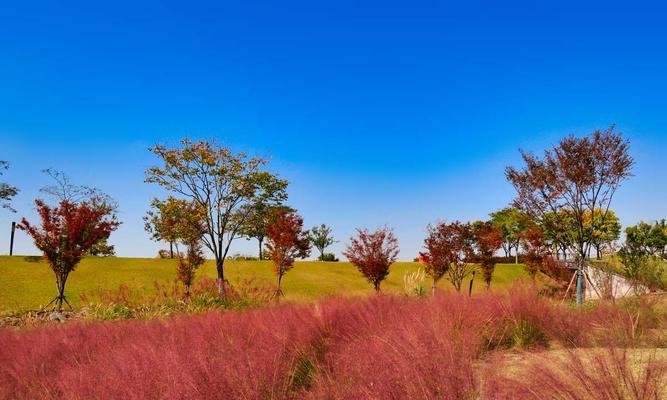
[0, 256, 529, 311]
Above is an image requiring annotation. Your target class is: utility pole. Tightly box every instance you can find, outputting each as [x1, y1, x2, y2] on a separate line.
[575, 268, 583, 305]
[9, 221, 16, 256]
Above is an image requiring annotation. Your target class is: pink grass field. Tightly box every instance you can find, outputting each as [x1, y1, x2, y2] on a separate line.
[1, 287, 665, 399]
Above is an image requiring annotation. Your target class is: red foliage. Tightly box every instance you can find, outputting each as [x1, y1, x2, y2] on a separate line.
[18, 199, 119, 309]
[421, 222, 457, 293]
[265, 210, 311, 296]
[472, 221, 504, 288]
[342, 226, 399, 292]
[522, 227, 549, 279]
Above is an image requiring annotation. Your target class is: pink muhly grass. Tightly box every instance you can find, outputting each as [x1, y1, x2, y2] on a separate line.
[1, 284, 664, 399]
[483, 347, 667, 399]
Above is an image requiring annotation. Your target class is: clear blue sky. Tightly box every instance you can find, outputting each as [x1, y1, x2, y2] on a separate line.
[1, 1, 666, 259]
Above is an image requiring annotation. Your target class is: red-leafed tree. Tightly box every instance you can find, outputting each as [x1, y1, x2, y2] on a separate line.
[442, 222, 475, 292]
[506, 127, 633, 296]
[265, 209, 311, 298]
[472, 221, 504, 289]
[522, 227, 549, 280]
[18, 199, 120, 311]
[421, 222, 458, 296]
[343, 227, 399, 293]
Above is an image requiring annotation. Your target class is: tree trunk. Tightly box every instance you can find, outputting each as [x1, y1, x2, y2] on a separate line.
[54, 271, 69, 312]
[169, 242, 174, 259]
[596, 245, 601, 259]
[184, 284, 191, 300]
[258, 237, 263, 260]
[276, 273, 284, 300]
[432, 277, 436, 297]
[216, 256, 226, 297]
[374, 281, 381, 294]
[515, 251, 518, 264]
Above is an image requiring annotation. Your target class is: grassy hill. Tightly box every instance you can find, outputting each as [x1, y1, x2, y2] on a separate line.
[0, 256, 530, 311]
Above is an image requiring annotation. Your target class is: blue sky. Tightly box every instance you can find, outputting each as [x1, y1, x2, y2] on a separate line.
[1, 1, 666, 259]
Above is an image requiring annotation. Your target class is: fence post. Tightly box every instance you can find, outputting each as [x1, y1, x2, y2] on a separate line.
[9, 221, 16, 256]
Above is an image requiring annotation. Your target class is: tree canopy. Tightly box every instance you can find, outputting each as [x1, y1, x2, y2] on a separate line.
[0, 161, 19, 211]
[145, 138, 288, 296]
[308, 224, 337, 260]
[506, 126, 633, 266]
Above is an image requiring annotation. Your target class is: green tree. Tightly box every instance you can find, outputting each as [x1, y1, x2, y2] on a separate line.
[0, 161, 19, 211]
[308, 224, 337, 260]
[240, 203, 293, 260]
[489, 207, 528, 263]
[541, 210, 576, 260]
[625, 221, 667, 259]
[585, 208, 621, 259]
[144, 197, 187, 258]
[618, 227, 665, 293]
[145, 139, 288, 296]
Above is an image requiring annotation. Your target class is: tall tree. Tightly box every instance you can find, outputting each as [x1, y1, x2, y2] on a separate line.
[0, 161, 19, 211]
[145, 139, 288, 296]
[489, 207, 528, 263]
[472, 221, 503, 289]
[240, 203, 293, 260]
[308, 224, 337, 260]
[506, 126, 633, 301]
[421, 222, 457, 295]
[18, 199, 119, 311]
[343, 227, 399, 293]
[265, 209, 311, 297]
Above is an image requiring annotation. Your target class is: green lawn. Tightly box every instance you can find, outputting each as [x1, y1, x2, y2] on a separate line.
[0, 256, 530, 311]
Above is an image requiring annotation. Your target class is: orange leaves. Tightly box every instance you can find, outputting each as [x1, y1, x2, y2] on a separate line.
[265, 209, 311, 285]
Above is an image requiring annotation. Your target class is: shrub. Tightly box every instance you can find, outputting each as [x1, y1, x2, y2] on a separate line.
[318, 253, 338, 262]
[157, 249, 171, 259]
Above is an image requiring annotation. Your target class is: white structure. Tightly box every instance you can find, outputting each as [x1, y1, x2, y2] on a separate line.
[583, 264, 646, 300]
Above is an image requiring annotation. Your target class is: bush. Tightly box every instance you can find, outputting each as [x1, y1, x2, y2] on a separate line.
[227, 253, 260, 261]
[318, 253, 338, 262]
[157, 249, 171, 259]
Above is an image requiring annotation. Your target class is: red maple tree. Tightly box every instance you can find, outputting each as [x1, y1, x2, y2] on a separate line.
[472, 221, 503, 289]
[521, 227, 549, 280]
[265, 209, 311, 297]
[422, 222, 458, 296]
[18, 199, 120, 310]
[343, 227, 399, 293]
